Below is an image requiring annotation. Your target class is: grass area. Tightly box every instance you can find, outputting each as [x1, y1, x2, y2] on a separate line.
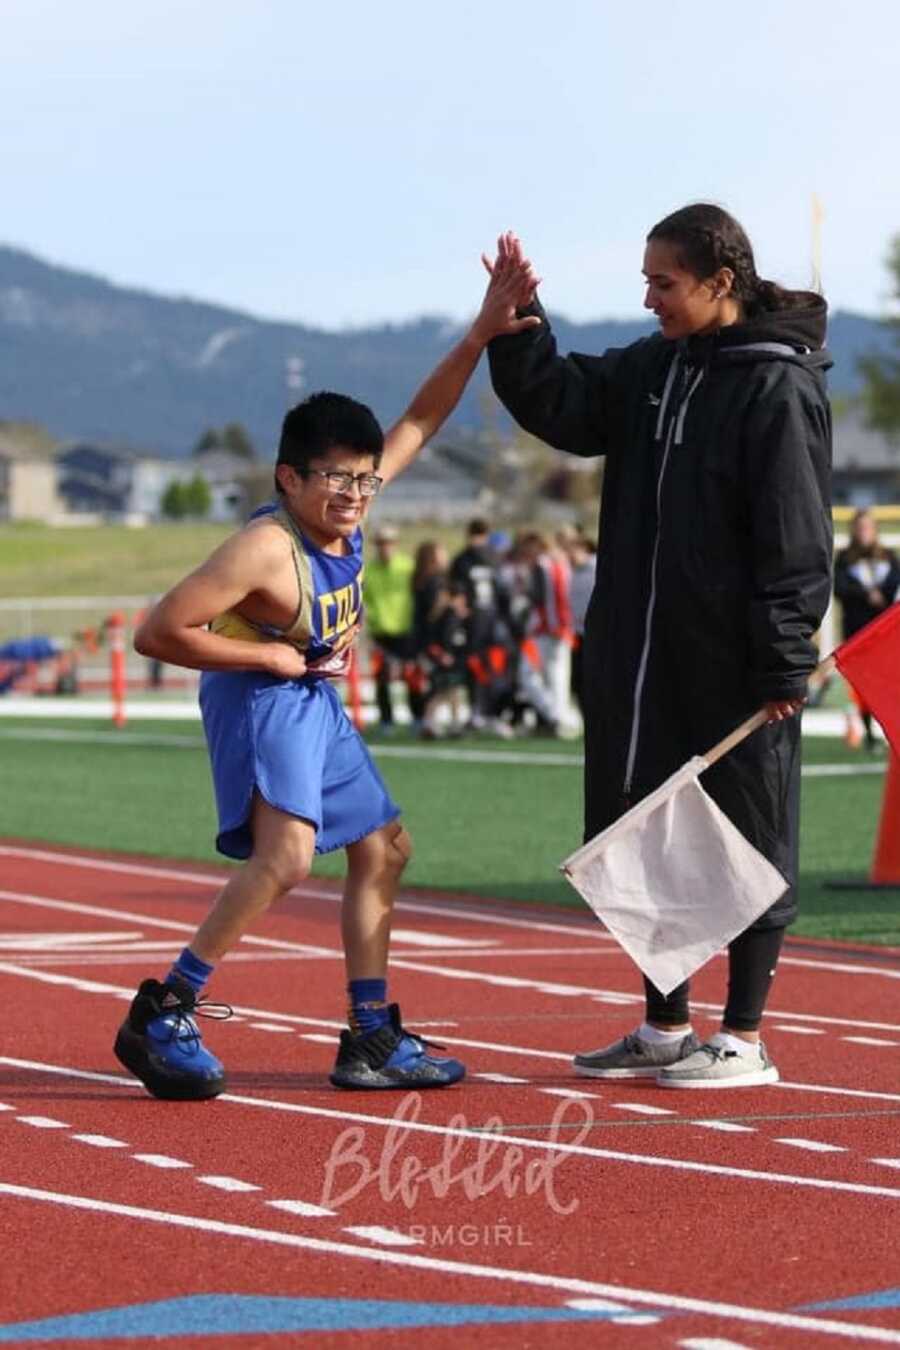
[0, 520, 475, 603]
[0, 718, 896, 945]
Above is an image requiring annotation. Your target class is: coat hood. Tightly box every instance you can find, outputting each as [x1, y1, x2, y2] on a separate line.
[683, 291, 831, 374]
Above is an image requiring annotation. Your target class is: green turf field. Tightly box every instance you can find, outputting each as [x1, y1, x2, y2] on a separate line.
[0, 718, 896, 945]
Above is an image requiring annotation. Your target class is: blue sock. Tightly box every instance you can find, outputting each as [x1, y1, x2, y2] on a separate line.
[348, 978, 389, 1035]
[167, 947, 214, 996]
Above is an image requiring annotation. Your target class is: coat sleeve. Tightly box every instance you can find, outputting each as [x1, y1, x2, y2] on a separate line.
[487, 300, 632, 457]
[743, 374, 833, 703]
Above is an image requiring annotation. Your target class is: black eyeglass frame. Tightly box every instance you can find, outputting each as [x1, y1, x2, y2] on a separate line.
[300, 468, 384, 497]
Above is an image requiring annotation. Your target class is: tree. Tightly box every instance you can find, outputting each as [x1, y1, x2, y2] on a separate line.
[221, 422, 256, 459]
[182, 474, 212, 518]
[192, 428, 219, 456]
[859, 235, 900, 438]
[160, 480, 187, 519]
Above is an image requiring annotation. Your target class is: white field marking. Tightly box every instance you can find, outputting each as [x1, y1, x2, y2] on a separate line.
[779, 956, 900, 982]
[772, 1025, 824, 1035]
[872, 1159, 900, 1171]
[0, 888, 336, 957]
[267, 1199, 335, 1218]
[842, 1036, 899, 1047]
[2, 1184, 899, 1345]
[473, 1073, 530, 1084]
[1, 952, 338, 968]
[0, 845, 618, 943]
[299, 1034, 337, 1045]
[778, 1082, 900, 1104]
[679, 1340, 754, 1349]
[612, 1104, 676, 1116]
[388, 956, 900, 1031]
[196, 1176, 261, 1193]
[71, 1134, 129, 1148]
[0, 1103, 13, 1112]
[248, 1022, 295, 1033]
[132, 1154, 192, 1169]
[774, 1139, 847, 1154]
[343, 1225, 423, 1247]
[389, 928, 497, 949]
[16, 1115, 69, 1128]
[538, 1088, 601, 1100]
[565, 1297, 661, 1325]
[691, 1122, 756, 1134]
[0, 930, 143, 948]
[6, 1053, 900, 1205]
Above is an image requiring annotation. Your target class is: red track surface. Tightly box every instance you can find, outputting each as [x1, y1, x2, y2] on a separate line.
[1, 839, 900, 1347]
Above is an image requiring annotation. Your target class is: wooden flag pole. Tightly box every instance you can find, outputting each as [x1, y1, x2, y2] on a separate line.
[700, 654, 837, 771]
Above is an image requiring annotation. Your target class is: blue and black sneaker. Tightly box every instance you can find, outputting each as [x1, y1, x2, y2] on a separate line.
[114, 975, 231, 1101]
[329, 1003, 465, 1090]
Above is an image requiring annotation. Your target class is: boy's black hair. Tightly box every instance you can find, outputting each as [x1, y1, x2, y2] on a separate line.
[275, 391, 384, 491]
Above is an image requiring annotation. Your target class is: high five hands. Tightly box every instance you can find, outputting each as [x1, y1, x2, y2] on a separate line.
[471, 230, 543, 344]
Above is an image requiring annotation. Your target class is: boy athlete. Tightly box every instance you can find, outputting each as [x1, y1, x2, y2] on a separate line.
[114, 251, 538, 1098]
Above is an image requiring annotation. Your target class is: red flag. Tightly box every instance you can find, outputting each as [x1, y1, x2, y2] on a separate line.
[834, 603, 900, 756]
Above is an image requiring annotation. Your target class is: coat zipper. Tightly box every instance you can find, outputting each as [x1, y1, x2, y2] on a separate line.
[622, 357, 704, 798]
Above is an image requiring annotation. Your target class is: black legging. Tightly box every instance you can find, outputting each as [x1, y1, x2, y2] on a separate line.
[643, 926, 786, 1033]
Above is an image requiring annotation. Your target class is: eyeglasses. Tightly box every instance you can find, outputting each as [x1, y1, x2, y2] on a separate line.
[302, 468, 383, 497]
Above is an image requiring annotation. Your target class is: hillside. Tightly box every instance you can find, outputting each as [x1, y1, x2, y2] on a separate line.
[0, 244, 893, 457]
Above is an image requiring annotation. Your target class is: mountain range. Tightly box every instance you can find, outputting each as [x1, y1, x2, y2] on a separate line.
[0, 244, 893, 458]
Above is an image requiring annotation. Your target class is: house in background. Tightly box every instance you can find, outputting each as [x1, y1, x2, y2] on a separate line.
[0, 436, 62, 521]
[832, 412, 900, 506]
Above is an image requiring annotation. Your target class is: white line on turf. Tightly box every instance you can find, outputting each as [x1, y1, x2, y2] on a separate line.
[1, 1182, 897, 1344]
[196, 1176, 261, 1193]
[16, 1115, 68, 1128]
[691, 1122, 755, 1134]
[872, 1159, 900, 1170]
[612, 1104, 676, 1116]
[565, 1297, 661, 1325]
[774, 1139, 847, 1153]
[70, 1134, 129, 1148]
[772, 1025, 824, 1035]
[473, 1073, 529, 1084]
[842, 1036, 899, 1047]
[267, 1199, 335, 1218]
[132, 1154, 192, 1169]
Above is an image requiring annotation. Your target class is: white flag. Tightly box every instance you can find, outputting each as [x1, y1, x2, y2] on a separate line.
[560, 757, 788, 996]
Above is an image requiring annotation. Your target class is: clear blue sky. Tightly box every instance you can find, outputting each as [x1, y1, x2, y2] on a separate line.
[3, 0, 898, 329]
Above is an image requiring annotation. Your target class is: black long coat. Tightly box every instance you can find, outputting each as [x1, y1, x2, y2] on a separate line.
[489, 298, 833, 926]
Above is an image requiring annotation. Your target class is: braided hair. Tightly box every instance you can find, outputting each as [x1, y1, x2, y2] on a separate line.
[647, 203, 803, 317]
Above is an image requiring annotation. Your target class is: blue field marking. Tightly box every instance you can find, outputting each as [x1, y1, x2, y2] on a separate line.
[799, 1287, 900, 1311]
[0, 1293, 668, 1341]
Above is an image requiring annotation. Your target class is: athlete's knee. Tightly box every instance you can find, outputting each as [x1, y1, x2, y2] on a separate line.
[386, 824, 412, 875]
[253, 845, 312, 896]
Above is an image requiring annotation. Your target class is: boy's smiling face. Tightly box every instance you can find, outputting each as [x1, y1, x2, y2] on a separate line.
[276, 445, 379, 551]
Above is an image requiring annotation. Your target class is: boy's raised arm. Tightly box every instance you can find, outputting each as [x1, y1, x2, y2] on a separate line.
[134, 526, 307, 679]
[379, 233, 540, 485]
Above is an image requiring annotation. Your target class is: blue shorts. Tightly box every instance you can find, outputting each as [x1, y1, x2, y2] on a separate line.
[199, 671, 400, 859]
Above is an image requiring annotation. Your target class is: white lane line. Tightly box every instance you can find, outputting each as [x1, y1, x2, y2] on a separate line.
[691, 1122, 756, 1134]
[132, 1154, 193, 1170]
[0, 844, 618, 943]
[612, 1103, 676, 1116]
[565, 1296, 661, 1325]
[870, 1159, 900, 1171]
[16, 1115, 69, 1128]
[842, 1036, 899, 1047]
[298, 1034, 336, 1045]
[267, 1199, 335, 1218]
[774, 1139, 847, 1154]
[538, 1088, 601, 1100]
[473, 1073, 529, 1084]
[679, 1339, 754, 1349]
[390, 928, 497, 949]
[71, 1133, 129, 1148]
[248, 1022, 295, 1033]
[0, 1103, 14, 1112]
[196, 1176, 261, 1193]
[8, 1053, 900, 1206]
[343, 1225, 423, 1247]
[771, 1025, 824, 1036]
[2, 1182, 898, 1344]
[0, 887, 335, 957]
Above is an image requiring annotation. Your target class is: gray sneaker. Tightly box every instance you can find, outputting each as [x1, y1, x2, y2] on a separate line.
[574, 1028, 701, 1078]
[656, 1039, 779, 1089]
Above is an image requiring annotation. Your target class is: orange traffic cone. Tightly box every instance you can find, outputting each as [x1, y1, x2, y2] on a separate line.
[870, 751, 900, 885]
[826, 749, 900, 890]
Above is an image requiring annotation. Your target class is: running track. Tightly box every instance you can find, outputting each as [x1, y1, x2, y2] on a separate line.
[1, 840, 899, 1348]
